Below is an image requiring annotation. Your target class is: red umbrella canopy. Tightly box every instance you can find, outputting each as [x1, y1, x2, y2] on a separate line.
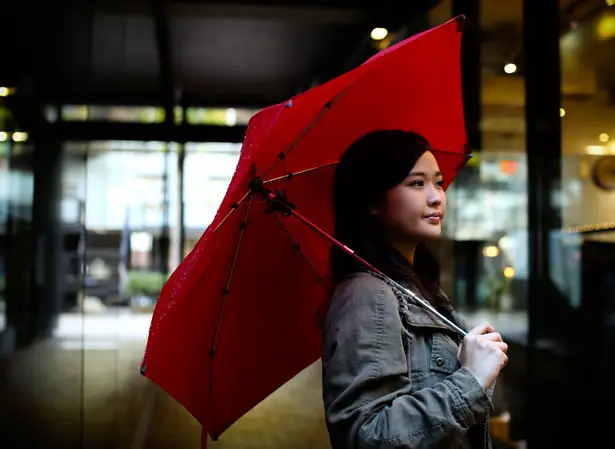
[141, 15, 470, 446]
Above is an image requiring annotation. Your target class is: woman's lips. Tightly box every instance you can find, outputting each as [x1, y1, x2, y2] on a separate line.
[423, 213, 441, 225]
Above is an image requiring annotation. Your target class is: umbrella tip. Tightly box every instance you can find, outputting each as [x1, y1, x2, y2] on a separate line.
[463, 144, 473, 161]
[140, 362, 147, 375]
[455, 15, 466, 32]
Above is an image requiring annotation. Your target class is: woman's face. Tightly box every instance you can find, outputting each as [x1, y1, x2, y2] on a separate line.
[372, 151, 447, 247]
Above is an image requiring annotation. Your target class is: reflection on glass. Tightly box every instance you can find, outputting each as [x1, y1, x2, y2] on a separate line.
[58, 105, 165, 123]
[57, 140, 181, 448]
[0, 141, 7, 335]
[429, 1, 527, 446]
[558, 1, 615, 334]
[63, 141, 179, 231]
[0, 140, 37, 444]
[186, 107, 257, 126]
[61, 141, 179, 315]
[52, 105, 259, 127]
[184, 142, 241, 238]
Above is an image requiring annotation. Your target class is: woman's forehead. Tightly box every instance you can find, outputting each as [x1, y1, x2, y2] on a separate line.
[409, 151, 440, 172]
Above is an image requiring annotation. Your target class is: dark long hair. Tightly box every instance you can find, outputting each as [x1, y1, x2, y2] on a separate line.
[331, 129, 452, 311]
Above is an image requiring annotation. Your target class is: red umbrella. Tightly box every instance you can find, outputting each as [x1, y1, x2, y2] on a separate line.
[141, 15, 470, 446]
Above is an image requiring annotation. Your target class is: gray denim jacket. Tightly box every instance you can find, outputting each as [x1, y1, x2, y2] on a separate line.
[321, 271, 493, 449]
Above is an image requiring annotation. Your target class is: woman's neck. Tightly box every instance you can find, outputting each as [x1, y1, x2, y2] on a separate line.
[393, 241, 417, 265]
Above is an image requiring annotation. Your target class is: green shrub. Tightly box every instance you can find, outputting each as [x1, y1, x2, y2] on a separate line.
[125, 271, 168, 298]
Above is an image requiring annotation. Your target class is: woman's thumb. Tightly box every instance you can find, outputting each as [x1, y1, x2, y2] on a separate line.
[468, 322, 494, 335]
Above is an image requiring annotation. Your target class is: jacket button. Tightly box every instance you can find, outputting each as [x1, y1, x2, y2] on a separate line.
[435, 357, 444, 367]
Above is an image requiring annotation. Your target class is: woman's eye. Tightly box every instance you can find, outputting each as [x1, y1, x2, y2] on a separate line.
[436, 179, 444, 187]
[408, 180, 424, 187]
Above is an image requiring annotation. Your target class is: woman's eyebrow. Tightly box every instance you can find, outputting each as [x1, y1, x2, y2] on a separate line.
[407, 170, 443, 177]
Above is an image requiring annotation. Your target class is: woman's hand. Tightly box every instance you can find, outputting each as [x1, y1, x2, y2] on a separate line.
[457, 322, 508, 390]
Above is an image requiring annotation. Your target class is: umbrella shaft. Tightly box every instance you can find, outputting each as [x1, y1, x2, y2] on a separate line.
[400, 286, 467, 337]
[285, 205, 467, 337]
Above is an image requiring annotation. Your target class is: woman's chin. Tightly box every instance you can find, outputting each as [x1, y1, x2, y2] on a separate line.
[418, 226, 442, 241]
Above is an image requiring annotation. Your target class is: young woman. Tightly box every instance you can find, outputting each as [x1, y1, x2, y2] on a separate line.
[322, 130, 508, 449]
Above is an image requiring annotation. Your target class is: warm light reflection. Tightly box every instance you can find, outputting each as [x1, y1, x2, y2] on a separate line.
[599, 133, 610, 143]
[370, 27, 388, 41]
[226, 108, 237, 126]
[483, 245, 500, 258]
[560, 108, 566, 117]
[597, 14, 615, 40]
[12, 131, 28, 142]
[0, 131, 7, 142]
[504, 63, 517, 74]
[586, 145, 615, 155]
[503, 267, 515, 279]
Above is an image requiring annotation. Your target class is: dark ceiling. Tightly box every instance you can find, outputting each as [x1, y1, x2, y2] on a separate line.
[2, 0, 442, 109]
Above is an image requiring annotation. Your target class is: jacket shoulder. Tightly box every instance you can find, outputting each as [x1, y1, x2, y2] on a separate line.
[324, 272, 398, 331]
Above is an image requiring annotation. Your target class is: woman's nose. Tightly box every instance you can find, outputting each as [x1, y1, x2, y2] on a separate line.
[427, 185, 442, 206]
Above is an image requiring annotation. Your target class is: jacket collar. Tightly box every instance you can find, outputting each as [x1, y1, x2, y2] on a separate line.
[390, 277, 466, 335]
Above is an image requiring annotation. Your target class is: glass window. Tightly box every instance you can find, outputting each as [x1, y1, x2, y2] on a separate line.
[186, 107, 257, 126]
[430, 0, 528, 331]
[183, 142, 241, 254]
[58, 105, 165, 123]
[559, 4, 615, 234]
[61, 140, 178, 312]
[63, 141, 179, 231]
[430, 1, 527, 446]
[58, 140, 179, 447]
[0, 140, 7, 335]
[51, 105, 259, 126]
[558, 1, 615, 338]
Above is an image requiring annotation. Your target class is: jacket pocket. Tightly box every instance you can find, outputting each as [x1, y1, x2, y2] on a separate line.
[429, 332, 460, 377]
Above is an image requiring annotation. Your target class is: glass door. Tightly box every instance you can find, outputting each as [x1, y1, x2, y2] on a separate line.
[60, 140, 178, 448]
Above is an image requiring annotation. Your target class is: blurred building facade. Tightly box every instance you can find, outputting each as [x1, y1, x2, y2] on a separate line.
[1, 0, 614, 448]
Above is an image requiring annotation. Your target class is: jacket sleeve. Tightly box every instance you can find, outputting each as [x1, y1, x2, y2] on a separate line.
[322, 277, 493, 449]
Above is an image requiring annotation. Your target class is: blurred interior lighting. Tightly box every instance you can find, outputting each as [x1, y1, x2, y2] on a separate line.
[597, 15, 615, 40]
[498, 236, 511, 249]
[607, 0, 615, 7]
[370, 27, 388, 41]
[560, 108, 566, 117]
[503, 267, 515, 279]
[585, 145, 615, 155]
[0, 87, 15, 97]
[0, 132, 8, 141]
[12, 131, 28, 142]
[483, 245, 500, 258]
[503, 63, 517, 74]
[599, 133, 610, 143]
[225, 108, 237, 126]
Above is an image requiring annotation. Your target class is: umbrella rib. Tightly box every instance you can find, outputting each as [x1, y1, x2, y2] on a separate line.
[262, 161, 339, 185]
[209, 193, 254, 440]
[273, 212, 325, 283]
[260, 83, 354, 180]
[213, 190, 251, 233]
[432, 146, 470, 157]
[260, 148, 462, 187]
